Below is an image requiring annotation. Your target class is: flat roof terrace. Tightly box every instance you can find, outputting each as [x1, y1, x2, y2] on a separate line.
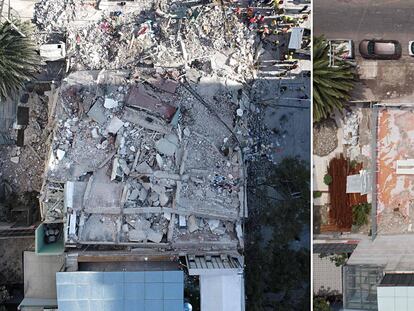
[377, 107, 414, 234]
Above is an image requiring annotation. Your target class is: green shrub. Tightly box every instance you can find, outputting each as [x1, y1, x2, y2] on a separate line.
[323, 174, 332, 185]
[313, 191, 322, 198]
[313, 297, 330, 311]
[330, 253, 348, 267]
[349, 160, 359, 169]
[352, 203, 371, 226]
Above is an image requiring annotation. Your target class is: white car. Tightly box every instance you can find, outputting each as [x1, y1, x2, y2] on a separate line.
[409, 41, 414, 56]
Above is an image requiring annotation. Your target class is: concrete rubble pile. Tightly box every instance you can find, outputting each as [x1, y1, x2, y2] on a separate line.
[33, 0, 310, 253]
[342, 111, 359, 147]
[40, 68, 246, 251]
[34, 0, 80, 32]
[34, 0, 256, 76]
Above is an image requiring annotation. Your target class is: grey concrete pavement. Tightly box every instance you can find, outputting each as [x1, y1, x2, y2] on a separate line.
[315, 0, 414, 102]
[356, 56, 414, 101]
[315, 0, 414, 56]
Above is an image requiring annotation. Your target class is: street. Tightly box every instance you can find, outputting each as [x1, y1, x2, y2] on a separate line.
[315, 0, 414, 102]
[315, 0, 414, 56]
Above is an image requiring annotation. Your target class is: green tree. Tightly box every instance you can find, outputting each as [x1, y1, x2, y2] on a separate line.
[313, 36, 356, 122]
[0, 21, 39, 100]
[352, 202, 371, 226]
[246, 158, 310, 310]
[313, 297, 330, 311]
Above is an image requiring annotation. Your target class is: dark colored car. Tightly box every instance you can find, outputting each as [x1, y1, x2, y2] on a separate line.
[359, 39, 402, 60]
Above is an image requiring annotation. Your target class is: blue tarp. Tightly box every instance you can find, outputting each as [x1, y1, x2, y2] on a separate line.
[56, 271, 184, 311]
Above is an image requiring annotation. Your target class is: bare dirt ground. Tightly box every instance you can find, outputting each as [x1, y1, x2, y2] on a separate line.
[0, 238, 34, 284]
[0, 92, 49, 193]
[0, 145, 45, 193]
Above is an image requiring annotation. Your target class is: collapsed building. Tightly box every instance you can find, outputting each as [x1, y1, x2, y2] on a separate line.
[31, 67, 248, 311]
[40, 69, 247, 251]
[22, 2, 256, 310]
[10, 0, 311, 310]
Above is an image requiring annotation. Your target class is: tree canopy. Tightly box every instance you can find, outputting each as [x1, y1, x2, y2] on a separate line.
[0, 21, 39, 100]
[313, 36, 356, 122]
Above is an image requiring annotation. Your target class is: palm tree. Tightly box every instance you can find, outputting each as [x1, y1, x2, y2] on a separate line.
[313, 36, 356, 122]
[0, 21, 39, 100]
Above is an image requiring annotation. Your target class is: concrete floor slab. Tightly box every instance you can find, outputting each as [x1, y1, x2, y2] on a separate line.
[23, 251, 64, 299]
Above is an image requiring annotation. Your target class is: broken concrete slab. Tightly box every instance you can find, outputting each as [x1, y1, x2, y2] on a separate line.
[159, 192, 169, 206]
[147, 228, 163, 243]
[64, 181, 88, 211]
[155, 134, 179, 156]
[148, 191, 159, 204]
[106, 116, 125, 134]
[128, 189, 139, 201]
[87, 100, 107, 124]
[207, 219, 220, 231]
[81, 215, 117, 242]
[91, 128, 100, 139]
[183, 127, 191, 137]
[135, 218, 151, 231]
[188, 215, 198, 233]
[179, 215, 187, 228]
[104, 97, 119, 109]
[156, 154, 164, 168]
[135, 161, 153, 174]
[111, 157, 123, 181]
[123, 107, 171, 134]
[236, 223, 243, 241]
[138, 188, 148, 202]
[118, 158, 130, 175]
[56, 149, 65, 160]
[128, 229, 146, 242]
[10, 156, 20, 164]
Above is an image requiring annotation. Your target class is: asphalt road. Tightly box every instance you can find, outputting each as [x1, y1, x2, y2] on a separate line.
[315, 0, 414, 102]
[314, 0, 414, 56]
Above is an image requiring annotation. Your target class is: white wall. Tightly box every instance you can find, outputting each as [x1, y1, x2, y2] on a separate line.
[378, 286, 414, 311]
[313, 254, 343, 294]
[200, 274, 244, 311]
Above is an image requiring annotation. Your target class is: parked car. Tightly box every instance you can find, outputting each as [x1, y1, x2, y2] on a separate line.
[359, 39, 402, 60]
[409, 41, 414, 56]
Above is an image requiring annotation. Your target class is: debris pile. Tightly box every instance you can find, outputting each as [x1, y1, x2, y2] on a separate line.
[40, 69, 245, 251]
[313, 118, 338, 157]
[342, 111, 359, 147]
[0, 91, 51, 193]
[34, 0, 79, 32]
[30, 0, 311, 253]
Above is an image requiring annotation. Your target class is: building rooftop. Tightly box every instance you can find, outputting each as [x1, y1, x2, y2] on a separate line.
[347, 235, 414, 271]
[313, 242, 358, 255]
[376, 107, 414, 234]
[56, 270, 184, 311]
[380, 273, 414, 287]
